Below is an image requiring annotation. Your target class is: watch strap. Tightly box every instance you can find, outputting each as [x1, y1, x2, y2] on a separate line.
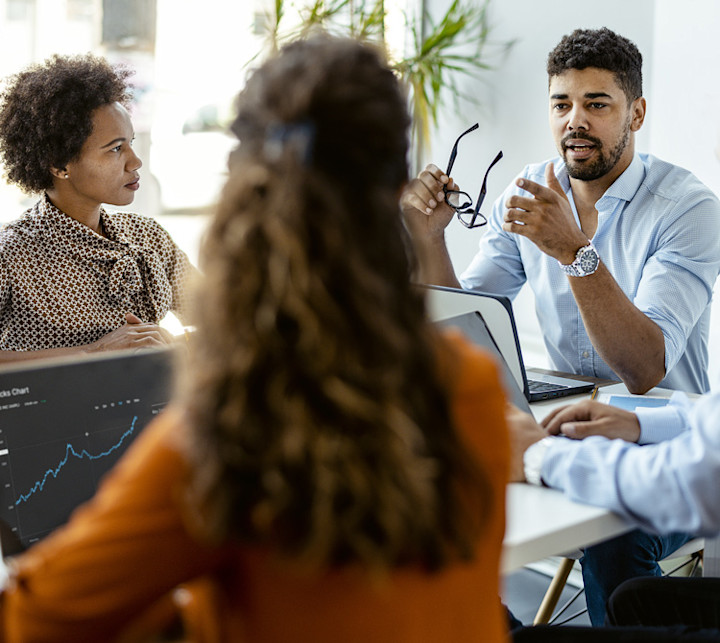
[523, 436, 556, 486]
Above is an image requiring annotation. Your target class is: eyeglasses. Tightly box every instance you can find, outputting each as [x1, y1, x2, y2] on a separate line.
[443, 123, 503, 229]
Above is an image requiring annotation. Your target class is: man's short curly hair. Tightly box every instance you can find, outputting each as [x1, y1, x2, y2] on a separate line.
[0, 53, 133, 194]
[547, 27, 643, 102]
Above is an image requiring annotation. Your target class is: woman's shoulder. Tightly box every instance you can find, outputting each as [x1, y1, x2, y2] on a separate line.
[438, 329, 503, 397]
[438, 328, 510, 478]
[0, 204, 45, 250]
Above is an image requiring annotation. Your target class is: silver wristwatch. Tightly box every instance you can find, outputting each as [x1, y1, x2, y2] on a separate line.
[558, 242, 600, 277]
[523, 436, 556, 486]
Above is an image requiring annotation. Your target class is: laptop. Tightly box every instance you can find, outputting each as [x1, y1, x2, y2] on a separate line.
[0, 348, 174, 555]
[424, 284, 595, 402]
[437, 311, 532, 414]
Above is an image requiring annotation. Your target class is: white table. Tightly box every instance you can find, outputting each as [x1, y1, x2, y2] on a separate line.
[501, 391, 632, 573]
[502, 482, 631, 574]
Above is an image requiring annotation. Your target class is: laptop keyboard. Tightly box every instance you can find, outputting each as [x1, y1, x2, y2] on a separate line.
[528, 379, 569, 393]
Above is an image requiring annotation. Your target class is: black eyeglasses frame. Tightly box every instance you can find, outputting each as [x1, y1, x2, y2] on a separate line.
[443, 123, 503, 229]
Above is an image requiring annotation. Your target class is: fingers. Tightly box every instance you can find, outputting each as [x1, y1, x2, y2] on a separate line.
[543, 401, 641, 443]
[514, 177, 550, 198]
[157, 327, 176, 344]
[557, 419, 607, 440]
[123, 314, 172, 344]
[542, 400, 594, 434]
[127, 335, 165, 349]
[554, 418, 632, 441]
[402, 180, 440, 215]
[512, 168, 567, 204]
[502, 217, 531, 236]
[512, 178, 562, 206]
[96, 323, 174, 352]
[132, 335, 167, 347]
[544, 162, 565, 197]
[127, 325, 174, 346]
[503, 208, 530, 225]
[502, 183, 557, 232]
[401, 164, 454, 216]
[505, 194, 539, 211]
[540, 404, 573, 432]
[423, 163, 445, 179]
[542, 401, 606, 439]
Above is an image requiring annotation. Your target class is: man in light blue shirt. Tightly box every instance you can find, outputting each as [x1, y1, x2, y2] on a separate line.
[401, 27, 720, 627]
[461, 153, 719, 395]
[402, 41, 720, 396]
[510, 393, 720, 630]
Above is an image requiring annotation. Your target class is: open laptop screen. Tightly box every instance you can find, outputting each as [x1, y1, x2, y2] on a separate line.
[437, 311, 532, 414]
[424, 284, 595, 402]
[0, 349, 173, 552]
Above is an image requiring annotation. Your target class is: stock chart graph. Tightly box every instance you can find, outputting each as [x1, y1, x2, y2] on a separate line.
[0, 350, 172, 549]
[13, 416, 139, 507]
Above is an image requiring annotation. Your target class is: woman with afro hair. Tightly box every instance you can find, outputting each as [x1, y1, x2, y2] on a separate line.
[0, 53, 196, 361]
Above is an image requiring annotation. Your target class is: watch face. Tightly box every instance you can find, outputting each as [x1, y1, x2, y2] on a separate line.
[579, 247, 599, 274]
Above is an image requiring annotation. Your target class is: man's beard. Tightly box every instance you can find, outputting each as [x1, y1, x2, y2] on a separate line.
[562, 124, 631, 181]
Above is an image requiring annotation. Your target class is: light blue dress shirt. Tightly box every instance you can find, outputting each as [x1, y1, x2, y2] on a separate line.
[540, 392, 720, 536]
[459, 153, 720, 393]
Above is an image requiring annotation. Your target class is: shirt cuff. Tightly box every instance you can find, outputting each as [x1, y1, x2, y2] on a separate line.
[523, 436, 557, 486]
[636, 391, 692, 444]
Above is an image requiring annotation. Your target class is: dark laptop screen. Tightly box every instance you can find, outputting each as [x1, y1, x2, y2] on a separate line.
[437, 311, 532, 414]
[0, 349, 173, 551]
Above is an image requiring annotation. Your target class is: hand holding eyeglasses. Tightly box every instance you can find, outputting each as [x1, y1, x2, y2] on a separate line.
[400, 123, 502, 237]
[400, 163, 458, 240]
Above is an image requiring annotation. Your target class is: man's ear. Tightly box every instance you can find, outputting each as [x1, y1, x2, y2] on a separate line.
[630, 97, 646, 132]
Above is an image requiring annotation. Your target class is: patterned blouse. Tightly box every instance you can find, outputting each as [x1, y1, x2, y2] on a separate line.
[0, 196, 196, 351]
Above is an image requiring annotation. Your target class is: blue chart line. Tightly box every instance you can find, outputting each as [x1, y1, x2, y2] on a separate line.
[14, 416, 139, 506]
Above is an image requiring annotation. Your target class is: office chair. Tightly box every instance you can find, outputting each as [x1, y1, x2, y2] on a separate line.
[533, 538, 706, 625]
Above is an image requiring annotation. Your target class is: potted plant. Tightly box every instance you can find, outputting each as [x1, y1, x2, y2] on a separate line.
[252, 0, 511, 171]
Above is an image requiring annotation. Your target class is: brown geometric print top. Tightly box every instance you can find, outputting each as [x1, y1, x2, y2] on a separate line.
[0, 195, 196, 351]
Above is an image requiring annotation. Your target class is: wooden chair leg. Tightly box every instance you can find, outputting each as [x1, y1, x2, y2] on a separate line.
[533, 557, 576, 625]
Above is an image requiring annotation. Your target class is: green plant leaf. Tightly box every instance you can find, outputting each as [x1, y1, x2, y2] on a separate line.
[249, 0, 513, 171]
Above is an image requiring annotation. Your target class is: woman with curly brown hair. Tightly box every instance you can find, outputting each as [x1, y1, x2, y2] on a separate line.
[0, 54, 195, 361]
[0, 37, 510, 642]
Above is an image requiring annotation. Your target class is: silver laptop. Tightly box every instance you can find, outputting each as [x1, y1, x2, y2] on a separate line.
[0, 349, 174, 554]
[437, 311, 532, 414]
[424, 285, 594, 402]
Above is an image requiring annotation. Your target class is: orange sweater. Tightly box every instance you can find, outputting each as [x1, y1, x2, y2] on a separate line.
[0, 333, 510, 642]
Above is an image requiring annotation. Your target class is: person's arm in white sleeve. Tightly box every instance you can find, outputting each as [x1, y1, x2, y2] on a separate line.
[635, 391, 693, 444]
[540, 392, 720, 535]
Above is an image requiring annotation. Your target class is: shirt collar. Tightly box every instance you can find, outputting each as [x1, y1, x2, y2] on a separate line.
[39, 194, 103, 233]
[602, 153, 645, 203]
[38, 194, 131, 245]
[553, 153, 644, 204]
[554, 161, 572, 195]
